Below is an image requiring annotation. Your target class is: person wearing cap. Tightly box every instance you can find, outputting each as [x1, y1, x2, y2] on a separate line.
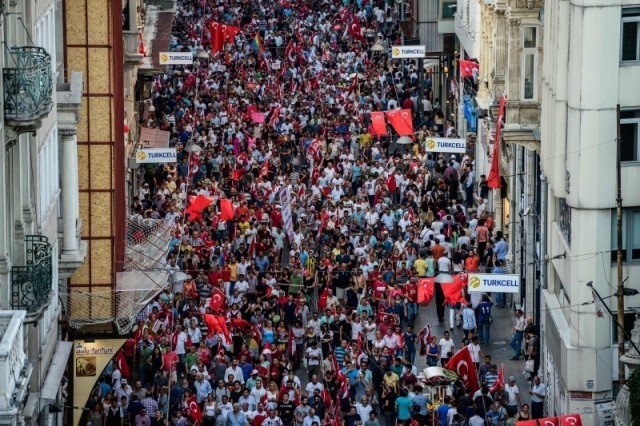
[504, 376, 521, 417]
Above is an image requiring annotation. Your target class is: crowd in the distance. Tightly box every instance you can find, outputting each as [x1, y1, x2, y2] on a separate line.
[78, 0, 545, 425]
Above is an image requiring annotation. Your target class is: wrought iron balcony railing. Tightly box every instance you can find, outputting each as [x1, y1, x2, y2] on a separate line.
[11, 236, 53, 314]
[3, 47, 53, 128]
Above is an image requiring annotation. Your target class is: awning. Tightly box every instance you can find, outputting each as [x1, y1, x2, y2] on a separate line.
[40, 341, 73, 401]
[138, 127, 170, 148]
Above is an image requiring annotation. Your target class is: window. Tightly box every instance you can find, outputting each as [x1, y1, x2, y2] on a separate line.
[622, 7, 640, 62]
[621, 109, 640, 162]
[441, 1, 456, 20]
[522, 27, 538, 100]
[38, 126, 60, 221]
[611, 208, 640, 262]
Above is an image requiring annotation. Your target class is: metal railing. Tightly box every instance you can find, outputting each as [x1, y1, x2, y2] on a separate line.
[11, 236, 53, 314]
[3, 47, 53, 124]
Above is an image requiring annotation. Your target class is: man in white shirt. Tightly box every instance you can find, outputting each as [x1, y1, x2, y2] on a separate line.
[438, 331, 455, 366]
[504, 376, 521, 417]
[529, 376, 546, 419]
[225, 358, 245, 385]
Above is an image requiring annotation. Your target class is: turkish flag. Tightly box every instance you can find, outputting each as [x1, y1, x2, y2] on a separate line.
[204, 314, 220, 338]
[370, 111, 387, 136]
[488, 95, 507, 189]
[347, 17, 367, 44]
[115, 351, 131, 380]
[289, 328, 297, 357]
[285, 39, 297, 63]
[489, 363, 504, 393]
[446, 347, 480, 393]
[209, 21, 222, 53]
[417, 277, 435, 306]
[187, 396, 203, 422]
[220, 199, 235, 221]
[515, 422, 539, 426]
[230, 318, 253, 333]
[538, 418, 559, 426]
[441, 280, 466, 305]
[185, 194, 214, 222]
[558, 415, 582, 426]
[209, 287, 226, 311]
[385, 109, 414, 136]
[225, 25, 241, 44]
[459, 59, 479, 79]
[216, 315, 231, 341]
[418, 324, 432, 356]
[385, 174, 396, 192]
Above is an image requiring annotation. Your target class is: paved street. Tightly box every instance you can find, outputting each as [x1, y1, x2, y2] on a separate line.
[412, 302, 532, 406]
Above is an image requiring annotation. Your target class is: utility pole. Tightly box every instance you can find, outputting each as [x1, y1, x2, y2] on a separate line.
[616, 104, 625, 385]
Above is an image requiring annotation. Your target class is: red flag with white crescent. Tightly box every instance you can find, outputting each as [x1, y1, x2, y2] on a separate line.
[204, 314, 220, 338]
[187, 396, 203, 422]
[489, 363, 505, 393]
[417, 277, 435, 306]
[285, 39, 297, 63]
[209, 287, 226, 311]
[347, 18, 367, 44]
[446, 347, 480, 393]
[370, 111, 387, 136]
[418, 324, 432, 356]
[384, 109, 414, 136]
[558, 415, 582, 426]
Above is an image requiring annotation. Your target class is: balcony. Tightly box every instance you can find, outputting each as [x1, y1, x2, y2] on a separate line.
[11, 236, 53, 318]
[124, 31, 144, 67]
[3, 47, 53, 132]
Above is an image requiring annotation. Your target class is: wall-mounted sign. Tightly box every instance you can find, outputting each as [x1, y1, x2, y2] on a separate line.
[391, 45, 426, 59]
[136, 148, 177, 164]
[467, 273, 521, 293]
[424, 137, 467, 153]
[158, 52, 194, 65]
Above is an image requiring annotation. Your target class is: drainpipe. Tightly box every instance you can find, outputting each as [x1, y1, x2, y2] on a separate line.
[540, 173, 548, 291]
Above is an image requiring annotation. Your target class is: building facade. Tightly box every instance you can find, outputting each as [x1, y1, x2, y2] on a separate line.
[0, 0, 85, 424]
[540, 0, 640, 421]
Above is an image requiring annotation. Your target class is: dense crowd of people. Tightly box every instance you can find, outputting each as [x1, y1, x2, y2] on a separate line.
[80, 0, 544, 425]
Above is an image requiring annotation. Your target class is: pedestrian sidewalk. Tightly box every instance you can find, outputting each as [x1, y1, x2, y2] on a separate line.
[413, 302, 532, 405]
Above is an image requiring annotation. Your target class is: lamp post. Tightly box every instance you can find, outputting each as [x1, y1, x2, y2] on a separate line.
[587, 282, 640, 362]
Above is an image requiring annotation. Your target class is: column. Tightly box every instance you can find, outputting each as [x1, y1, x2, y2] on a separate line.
[0, 129, 11, 310]
[493, 9, 507, 97]
[60, 129, 79, 256]
[506, 17, 522, 101]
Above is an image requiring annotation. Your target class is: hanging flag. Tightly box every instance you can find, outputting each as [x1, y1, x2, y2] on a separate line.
[489, 363, 504, 393]
[417, 277, 435, 306]
[215, 315, 231, 341]
[459, 59, 479, 80]
[209, 21, 224, 53]
[514, 421, 539, 426]
[384, 109, 414, 136]
[209, 287, 226, 311]
[115, 351, 131, 380]
[592, 290, 604, 318]
[370, 111, 387, 136]
[418, 324, 432, 356]
[204, 314, 220, 338]
[446, 347, 480, 393]
[538, 418, 559, 426]
[385, 173, 396, 192]
[225, 25, 241, 44]
[187, 396, 203, 422]
[220, 199, 235, 221]
[488, 95, 507, 188]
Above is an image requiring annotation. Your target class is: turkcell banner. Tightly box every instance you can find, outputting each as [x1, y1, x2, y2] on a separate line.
[159, 52, 194, 65]
[391, 45, 426, 59]
[424, 137, 467, 153]
[136, 148, 177, 163]
[467, 273, 521, 293]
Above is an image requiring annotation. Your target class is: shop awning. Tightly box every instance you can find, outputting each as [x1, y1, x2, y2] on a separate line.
[138, 127, 171, 148]
[40, 341, 73, 401]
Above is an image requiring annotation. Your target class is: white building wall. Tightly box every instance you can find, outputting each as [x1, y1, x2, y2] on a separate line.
[455, 0, 481, 57]
[540, 0, 640, 420]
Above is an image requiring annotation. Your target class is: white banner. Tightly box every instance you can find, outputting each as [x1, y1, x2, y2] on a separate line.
[278, 187, 295, 244]
[391, 45, 426, 59]
[136, 148, 177, 163]
[424, 137, 467, 153]
[595, 401, 616, 425]
[159, 52, 194, 65]
[467, 273, 521, 293]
